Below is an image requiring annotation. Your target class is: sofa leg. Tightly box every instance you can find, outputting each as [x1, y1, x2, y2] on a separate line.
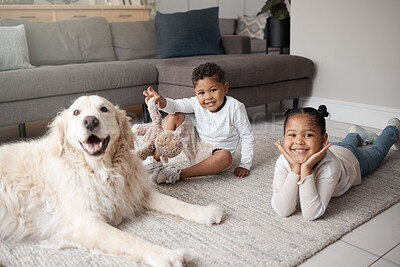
[293, 98, 299, 109]
[18, 123, 26, 138]
[142, 103, 151, 123]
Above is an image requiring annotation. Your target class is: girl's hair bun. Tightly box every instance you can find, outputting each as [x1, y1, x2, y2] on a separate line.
[283, 105, 329, 134]
[283, 108, 292, 116]
[317, 105, 329, 118]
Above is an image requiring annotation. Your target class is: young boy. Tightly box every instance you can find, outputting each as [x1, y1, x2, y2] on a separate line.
[143, 62, 254, 184]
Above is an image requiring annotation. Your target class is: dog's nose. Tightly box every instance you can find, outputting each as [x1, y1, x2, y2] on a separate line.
[82, 116, 99, 131]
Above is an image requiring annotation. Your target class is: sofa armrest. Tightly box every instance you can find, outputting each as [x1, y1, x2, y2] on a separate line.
[221, 35, 251, 54]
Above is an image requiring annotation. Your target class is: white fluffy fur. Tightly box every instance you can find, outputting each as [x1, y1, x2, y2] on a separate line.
[0, 95, 224, 267]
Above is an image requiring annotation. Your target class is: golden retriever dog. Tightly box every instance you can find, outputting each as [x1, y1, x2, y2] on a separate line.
[0, 95, 224, 266]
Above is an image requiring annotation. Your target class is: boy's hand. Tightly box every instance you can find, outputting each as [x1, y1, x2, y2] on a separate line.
[234, 167, 250, 178]
[143, 86, 166, 109]
[275, 140, 301, 175]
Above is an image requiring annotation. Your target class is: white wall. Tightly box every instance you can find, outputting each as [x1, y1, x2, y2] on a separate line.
[45, 0, 265, 18]
[291, 0, 400, 129]
[156, 0, 265, 18]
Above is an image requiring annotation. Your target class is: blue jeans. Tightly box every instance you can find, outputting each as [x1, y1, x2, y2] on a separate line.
[332, 126, 399, 177]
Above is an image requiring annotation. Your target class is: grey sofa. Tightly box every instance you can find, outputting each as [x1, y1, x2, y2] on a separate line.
[0, 16, 314, 136]
[219, 18, 268, 53]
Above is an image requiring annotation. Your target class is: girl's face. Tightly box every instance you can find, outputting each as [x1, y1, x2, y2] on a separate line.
[283, 114, 328, 164]
[194, 76, 229, 113]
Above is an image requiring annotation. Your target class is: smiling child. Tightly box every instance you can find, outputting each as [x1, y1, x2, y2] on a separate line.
[272, 105, 400, 220]
[141, 62, 254, 184]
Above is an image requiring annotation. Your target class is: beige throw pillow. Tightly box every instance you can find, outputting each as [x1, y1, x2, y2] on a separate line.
[0, 24, 34, 71]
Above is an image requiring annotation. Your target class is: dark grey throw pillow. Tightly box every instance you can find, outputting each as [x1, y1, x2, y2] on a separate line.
[0, 17, 116, 66]
[155, 7, 225, 59]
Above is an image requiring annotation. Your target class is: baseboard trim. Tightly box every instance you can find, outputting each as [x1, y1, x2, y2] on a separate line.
[299, 97, 400, 130]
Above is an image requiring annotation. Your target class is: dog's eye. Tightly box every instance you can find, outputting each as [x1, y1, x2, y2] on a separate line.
[73, 110, 80, 116]
[100, 107, 109, 113]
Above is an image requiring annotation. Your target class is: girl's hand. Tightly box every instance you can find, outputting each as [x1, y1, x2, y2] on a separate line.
[275, 140, 301, 174]
[301, 140, 332, 176]
[234, 167, 250, 178]
[143, 87, 166, 108]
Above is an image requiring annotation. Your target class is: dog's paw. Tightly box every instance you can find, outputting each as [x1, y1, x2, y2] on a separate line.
[144, 248, 190, 267]
[199, 203, 224, 226]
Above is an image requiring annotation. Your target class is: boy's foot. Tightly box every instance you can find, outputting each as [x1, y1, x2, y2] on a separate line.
[348, 125, 378, 145]
[152, 166, 181, 184]
[387, 118, 400, 150]
[142, 156, 163, 172]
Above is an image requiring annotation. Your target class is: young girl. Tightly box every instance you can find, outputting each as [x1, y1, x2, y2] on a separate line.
[272, 105, 400, 221]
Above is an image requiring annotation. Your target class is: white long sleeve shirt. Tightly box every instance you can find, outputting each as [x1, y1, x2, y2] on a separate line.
[271, 146, 361, 220]
[161, 96, 254, 170]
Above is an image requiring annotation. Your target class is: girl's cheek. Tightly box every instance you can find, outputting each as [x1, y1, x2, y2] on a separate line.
[283, 140, 289, 149]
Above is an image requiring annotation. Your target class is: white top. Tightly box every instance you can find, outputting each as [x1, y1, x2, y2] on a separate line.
[161, 96, 254, 170]
[271, 147, 361, 220]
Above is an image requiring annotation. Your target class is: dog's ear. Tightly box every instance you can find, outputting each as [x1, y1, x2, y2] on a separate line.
[48, 109, 68, 157]
[115, 106, 135, 151]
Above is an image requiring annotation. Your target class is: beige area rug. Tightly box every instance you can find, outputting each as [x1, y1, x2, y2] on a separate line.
[1, 118, 400, 267]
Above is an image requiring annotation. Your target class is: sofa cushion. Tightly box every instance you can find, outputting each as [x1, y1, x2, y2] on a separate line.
[0, 59, 159, 103]
[221, 35, 251, 54]
[251, 38, 267, 53]
[219, 18, 236, 35]
[155, 54, 314, 88]
[0, 25, 34, 71]
[0, 17, 116, 66]
[110, 20, 158, 60]
[154, 7, 225, 59]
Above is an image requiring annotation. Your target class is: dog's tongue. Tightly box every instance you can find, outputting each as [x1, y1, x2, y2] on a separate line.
[84, 135, 102, 153]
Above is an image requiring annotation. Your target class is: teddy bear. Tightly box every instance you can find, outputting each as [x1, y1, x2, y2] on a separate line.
[131, 97, 183, 163]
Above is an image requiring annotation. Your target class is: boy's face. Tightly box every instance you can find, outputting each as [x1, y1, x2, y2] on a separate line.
[193, 76, 229, 113]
